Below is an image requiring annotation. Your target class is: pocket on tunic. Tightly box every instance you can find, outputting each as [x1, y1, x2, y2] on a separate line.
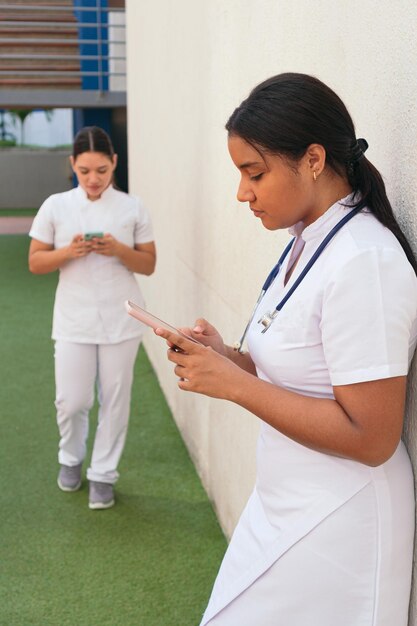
[270, 308, 309, 345]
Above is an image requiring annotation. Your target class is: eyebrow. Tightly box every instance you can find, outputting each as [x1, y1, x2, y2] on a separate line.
[239, 161, 264, 169]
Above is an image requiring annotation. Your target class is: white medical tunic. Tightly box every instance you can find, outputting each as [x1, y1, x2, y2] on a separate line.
[201, 198, 417, 626]
[29, 185, 153, 344]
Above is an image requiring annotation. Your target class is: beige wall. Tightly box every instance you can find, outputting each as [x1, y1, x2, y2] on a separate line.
[126, 1, 417, 618]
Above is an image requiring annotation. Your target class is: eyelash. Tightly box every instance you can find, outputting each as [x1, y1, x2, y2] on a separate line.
[250, 173, 263, 181]
[80, 170, 107, 174]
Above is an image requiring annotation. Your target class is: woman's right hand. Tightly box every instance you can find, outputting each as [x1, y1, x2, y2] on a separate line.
[179, 319, 226, 356]
[29, 235, 91, 274]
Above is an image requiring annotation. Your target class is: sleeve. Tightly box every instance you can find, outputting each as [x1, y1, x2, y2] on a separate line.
[28, 196, 56, 245]
[321, 247, 417, 386]
[133, 196, 154, 244]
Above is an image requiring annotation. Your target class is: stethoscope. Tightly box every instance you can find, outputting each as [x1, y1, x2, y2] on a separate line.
[234, 207, 361, 353]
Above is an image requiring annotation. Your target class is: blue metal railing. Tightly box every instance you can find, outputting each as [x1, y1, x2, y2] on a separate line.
[73, 0, 108, 91]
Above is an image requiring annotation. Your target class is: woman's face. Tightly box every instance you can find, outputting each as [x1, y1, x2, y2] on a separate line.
[228, 135, 320, 230]
[70, 151, 117, 200]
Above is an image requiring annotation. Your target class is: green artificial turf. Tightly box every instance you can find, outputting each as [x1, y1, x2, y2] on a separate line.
[0, 208, 38, 216]
[0, 235, 226, 626]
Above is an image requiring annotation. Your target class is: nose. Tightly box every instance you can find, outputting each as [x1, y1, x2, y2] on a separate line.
[237, 178, 255, 203]
[88, 171, 100, 183]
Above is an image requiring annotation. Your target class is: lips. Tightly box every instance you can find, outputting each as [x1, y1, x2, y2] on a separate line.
[251, 207, 264, 217]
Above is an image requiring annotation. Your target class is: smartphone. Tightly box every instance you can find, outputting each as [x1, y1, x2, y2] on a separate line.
[125, 300, 200, 344]
[84, 232, 104, 240]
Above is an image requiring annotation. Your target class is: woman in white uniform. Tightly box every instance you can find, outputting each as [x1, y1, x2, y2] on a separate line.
[155, 74, 417, 624]
[29, 126, 156, 510]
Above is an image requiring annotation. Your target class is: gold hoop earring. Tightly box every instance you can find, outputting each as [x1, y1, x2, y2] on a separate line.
[313, 170, 317, 182]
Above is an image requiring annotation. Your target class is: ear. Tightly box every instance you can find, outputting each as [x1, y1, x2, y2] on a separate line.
[112, 154, 118, 170]
[304, 143, 326, 177]
[69, 155, 75, 171]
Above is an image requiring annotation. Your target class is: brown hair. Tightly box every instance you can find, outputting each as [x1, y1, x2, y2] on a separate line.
[72, 126, 114, 161]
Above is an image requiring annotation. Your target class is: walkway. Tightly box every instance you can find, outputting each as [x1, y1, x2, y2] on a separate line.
[0, 233, 226, 626]
[0, 216, 33, 234]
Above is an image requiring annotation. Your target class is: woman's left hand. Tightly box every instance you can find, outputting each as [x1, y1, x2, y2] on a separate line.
[91, 237, 155, 274]
[155, 327, 245, 400]
[91, 233, 120, 256]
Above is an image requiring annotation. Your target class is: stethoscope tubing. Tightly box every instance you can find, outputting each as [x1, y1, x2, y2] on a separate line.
[234, 206, 361, 352]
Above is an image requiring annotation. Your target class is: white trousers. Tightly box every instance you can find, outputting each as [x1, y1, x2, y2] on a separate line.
[54, 337, 141, 484]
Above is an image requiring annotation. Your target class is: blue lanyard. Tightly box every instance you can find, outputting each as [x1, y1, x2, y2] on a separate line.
[234, 207, 361, 351]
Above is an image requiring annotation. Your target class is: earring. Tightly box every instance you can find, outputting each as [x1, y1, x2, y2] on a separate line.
[313, 170, 317, 181]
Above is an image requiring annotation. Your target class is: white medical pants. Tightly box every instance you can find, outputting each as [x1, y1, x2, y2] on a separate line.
[54, 337, 141, 484]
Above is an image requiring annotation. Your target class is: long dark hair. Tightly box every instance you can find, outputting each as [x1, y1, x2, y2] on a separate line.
[73, 126, 114, 161]
[226, 73, 417, 274]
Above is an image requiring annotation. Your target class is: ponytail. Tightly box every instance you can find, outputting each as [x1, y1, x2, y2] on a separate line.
[349, 157, 417, 274]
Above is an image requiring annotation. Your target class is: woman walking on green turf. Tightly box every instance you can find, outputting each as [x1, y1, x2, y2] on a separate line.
[28, 126, 156, 510]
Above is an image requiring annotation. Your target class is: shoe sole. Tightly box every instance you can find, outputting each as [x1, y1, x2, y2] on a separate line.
[88, 499, 115, 510]
[57, 478, 82, 492]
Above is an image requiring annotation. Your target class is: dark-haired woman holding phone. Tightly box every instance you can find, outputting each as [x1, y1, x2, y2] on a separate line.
[155, 74, 417, 625]
[29, 126, 156, 510]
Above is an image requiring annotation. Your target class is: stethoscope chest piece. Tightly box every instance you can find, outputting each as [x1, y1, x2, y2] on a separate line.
[258, 310, 278, 333]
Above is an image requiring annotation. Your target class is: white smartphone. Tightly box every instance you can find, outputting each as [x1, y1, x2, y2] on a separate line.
[125, 300, 200, 344]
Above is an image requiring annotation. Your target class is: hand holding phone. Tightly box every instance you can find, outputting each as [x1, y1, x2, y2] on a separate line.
[125, 300, 200, 345]
[84, 232, 104, 241]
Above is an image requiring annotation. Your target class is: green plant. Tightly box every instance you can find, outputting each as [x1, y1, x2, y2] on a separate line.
[0, 108, 16, 143]
[0, 139, 16, 147]
[9, 108, 54, 145]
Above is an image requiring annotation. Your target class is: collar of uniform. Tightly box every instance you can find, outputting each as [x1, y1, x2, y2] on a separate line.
[288, 192, 357, 242]
[75, 184, 115, 204]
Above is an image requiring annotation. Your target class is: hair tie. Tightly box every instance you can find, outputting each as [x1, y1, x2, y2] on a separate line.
[350, 138, 369, 164]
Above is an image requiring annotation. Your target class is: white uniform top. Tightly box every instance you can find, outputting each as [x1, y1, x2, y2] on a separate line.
[29, 185, 154, 344]
[201, 196, 417, 625]
[251, 195, 417, 392]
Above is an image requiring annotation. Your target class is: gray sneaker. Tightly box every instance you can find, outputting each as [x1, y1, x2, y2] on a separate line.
[57, 463, 82, 492]
[89, 481, 115, 510]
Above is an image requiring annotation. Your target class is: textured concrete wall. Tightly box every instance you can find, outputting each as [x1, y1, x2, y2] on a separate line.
[0, 149, 72, 209]
[126, 2, 417, 619]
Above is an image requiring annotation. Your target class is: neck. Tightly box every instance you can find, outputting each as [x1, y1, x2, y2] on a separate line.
[304, 177, 353, 227]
